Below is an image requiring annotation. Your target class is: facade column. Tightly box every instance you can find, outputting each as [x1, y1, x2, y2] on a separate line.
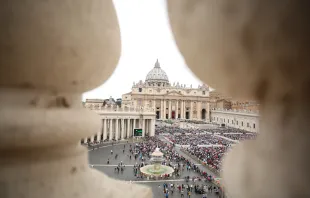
[184, 100, 187, 119]
[147, 119, 149, 136]
[149, 119, 152, 135]
[148, 119, 151, 135]
[144, 119, 147, 136]
[183, 100, 185, 119]
[163, 100, 166, 119]
[161, 99, 164, 119]
[90, 136, 94, 142]
[121, 118, 124, 140]
[197, 101, 201, 120]
[84, 137, 88, 143]
[190, 101, 193, 120]
[142, 119, 145, 137]
[133, 119, 136, 137]
[115, 118, 119, 140]
[207, 103, 210, 122]
[176, 100, 179, 119]
[109, 119, 113, 141]
[182, 100, 185, 119]
[168, 100, 172, 119]
[180, 100, 183, 119]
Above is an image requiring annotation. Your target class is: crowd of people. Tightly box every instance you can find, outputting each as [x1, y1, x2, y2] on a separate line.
[171, 134, 232, 146]
[86, 128, 226, 197]
[185, 146, 229, 173]
[85, 120, 261, 197]
[221, 133, 257, 141]
[130, 136, 222, 197]
[154, 121, 258, 175]
[130, 137, 215, 182]
[155, 122, 257, 145]
[160, 182, 220, 197]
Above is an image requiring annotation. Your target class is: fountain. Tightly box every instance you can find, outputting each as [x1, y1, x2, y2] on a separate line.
[140, 147, 174, 177]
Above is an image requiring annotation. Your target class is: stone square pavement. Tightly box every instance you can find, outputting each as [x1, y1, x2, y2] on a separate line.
[88, 143, 220, 198]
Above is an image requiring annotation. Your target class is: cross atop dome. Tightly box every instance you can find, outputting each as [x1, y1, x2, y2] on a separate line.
[154, 59, 160, 68]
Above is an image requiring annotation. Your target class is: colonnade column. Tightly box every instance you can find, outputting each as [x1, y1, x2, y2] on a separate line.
[176, 101, 179, 119]
[124, 119, 127, 138]
[126, 119, 130, 138]
[91, 136, 94, 142]
[163, 100, 166, 119]
[121, 119, 124, 140]
[149, 119, 152, 135]
[133, 119, 136, 136]
[103, 119, 107, 140]
[115, 119, 119, 140]
[84, 137, 88, 143]
[150, 119, 155, 136]
[109, 119, 113, 141]
[168, 100, 172, 119]
[97, 130, 101, 142]
[131, 119, 133, 137]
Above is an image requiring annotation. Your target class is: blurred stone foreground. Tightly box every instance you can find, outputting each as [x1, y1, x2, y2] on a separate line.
[0, 1, 151, 198]
[167, 1, 310, 198]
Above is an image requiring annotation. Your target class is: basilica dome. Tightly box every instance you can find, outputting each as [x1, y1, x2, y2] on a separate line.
[145, 59, 170, 86]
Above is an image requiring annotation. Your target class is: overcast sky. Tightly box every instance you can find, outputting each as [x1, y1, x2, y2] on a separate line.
[83, 0, 203, 101]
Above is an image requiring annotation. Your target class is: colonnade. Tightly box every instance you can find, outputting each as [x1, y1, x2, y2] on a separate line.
[84, 118, 155, 143]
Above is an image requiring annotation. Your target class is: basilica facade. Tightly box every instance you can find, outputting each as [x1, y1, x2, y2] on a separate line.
[84, 59, 260, 135]
[122, 60, 213, 121]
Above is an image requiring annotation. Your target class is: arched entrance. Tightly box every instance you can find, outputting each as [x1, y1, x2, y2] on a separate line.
[201, 109, 206, 120]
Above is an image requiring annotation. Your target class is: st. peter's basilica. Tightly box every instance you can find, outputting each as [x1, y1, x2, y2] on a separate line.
[122, 59, 212, 121]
